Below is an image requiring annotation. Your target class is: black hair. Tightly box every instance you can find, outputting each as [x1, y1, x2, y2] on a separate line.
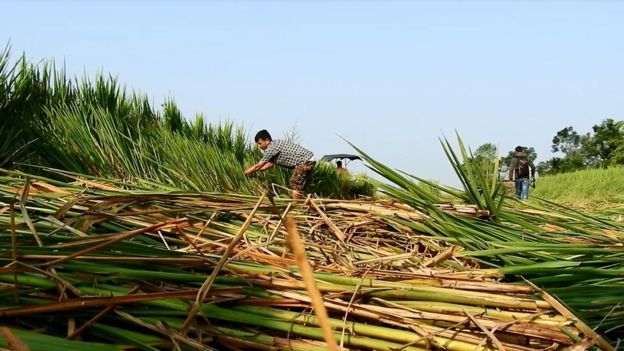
[515, 146, 524, 153]
[254, 130, 272, 142]
[336, 160, 343, 167]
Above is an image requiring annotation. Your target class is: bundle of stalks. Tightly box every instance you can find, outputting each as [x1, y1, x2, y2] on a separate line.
[0, 169, 612, 350]
[353, 137, 624, 343]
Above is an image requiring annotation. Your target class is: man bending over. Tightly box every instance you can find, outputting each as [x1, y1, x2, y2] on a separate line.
[244, 129, 316, 199]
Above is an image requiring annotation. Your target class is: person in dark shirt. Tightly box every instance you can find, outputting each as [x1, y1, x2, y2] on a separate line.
[244, 129, 316, 199]
[508, 146, 535, 200]
[335, 160, 347, 174]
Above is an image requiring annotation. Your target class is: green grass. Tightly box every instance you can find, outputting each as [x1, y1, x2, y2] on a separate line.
[0, 44, 375, 199]
[532, 166, 624, 208]
[357, 135, 624, 342]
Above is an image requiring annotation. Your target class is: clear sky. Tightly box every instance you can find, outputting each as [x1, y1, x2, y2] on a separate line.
[3, 1, 623, 185]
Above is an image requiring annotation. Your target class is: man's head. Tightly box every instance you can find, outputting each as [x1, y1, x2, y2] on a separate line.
[336, 160, 343, 168]
[254, 130, 272, 150]
[515, 146, 524, 154]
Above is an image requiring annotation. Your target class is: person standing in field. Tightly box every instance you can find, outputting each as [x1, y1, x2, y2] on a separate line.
[508, 146, 535, 201]
[244, 129, 316, 199]
[335, 160, 347, 174]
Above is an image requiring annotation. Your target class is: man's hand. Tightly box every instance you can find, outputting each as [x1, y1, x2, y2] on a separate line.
[244, 161, 271, 177]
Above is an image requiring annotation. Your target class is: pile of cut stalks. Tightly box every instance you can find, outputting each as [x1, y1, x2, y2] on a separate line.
[0, 169, 614, 351]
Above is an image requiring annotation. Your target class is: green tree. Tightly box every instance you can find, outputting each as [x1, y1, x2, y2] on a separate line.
[551, 126, 582, 154]
[583, 118, 624, 167]
[539, 126, 589, 174]
[540, 120, 624, 175]
[536, 154, 586, 175]
[474, 143, 497, 161]
[471, 143, 499, 182]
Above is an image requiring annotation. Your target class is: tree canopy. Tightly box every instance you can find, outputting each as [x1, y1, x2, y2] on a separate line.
[473, 118, 624, 177]
[538, 119, 624, 174]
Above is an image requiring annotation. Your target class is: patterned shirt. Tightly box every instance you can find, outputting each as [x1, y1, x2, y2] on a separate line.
[260, 139, 314, 168]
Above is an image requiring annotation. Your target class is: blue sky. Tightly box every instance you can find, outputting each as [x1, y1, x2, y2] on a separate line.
[3, 1, 623, 185]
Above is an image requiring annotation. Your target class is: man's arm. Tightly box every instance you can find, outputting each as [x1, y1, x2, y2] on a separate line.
[245, 143, 279, 176]
[244, 161, 274, 176]
[258, 161, 274, 171]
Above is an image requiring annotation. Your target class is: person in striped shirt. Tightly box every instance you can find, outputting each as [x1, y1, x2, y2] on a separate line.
[244, 129, 316, 199]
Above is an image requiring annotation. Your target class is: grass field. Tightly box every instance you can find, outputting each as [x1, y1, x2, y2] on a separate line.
[532, 166, 624, 209]
[0, 45, 375, 199]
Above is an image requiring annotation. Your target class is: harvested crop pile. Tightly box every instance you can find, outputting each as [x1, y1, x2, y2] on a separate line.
[0, 170, 612, 350]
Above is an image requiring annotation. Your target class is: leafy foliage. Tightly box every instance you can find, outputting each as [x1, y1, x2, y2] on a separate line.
[539, 119, 624, 174]
[473, 143, 497, 161]
[357, 134, 624, 341]
[0, 44, 374, 199]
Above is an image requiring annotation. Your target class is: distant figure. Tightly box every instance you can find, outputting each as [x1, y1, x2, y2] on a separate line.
[244, 129, 316, 199]
[336, 160, 347, 174]
[508, 146, 535, 201]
